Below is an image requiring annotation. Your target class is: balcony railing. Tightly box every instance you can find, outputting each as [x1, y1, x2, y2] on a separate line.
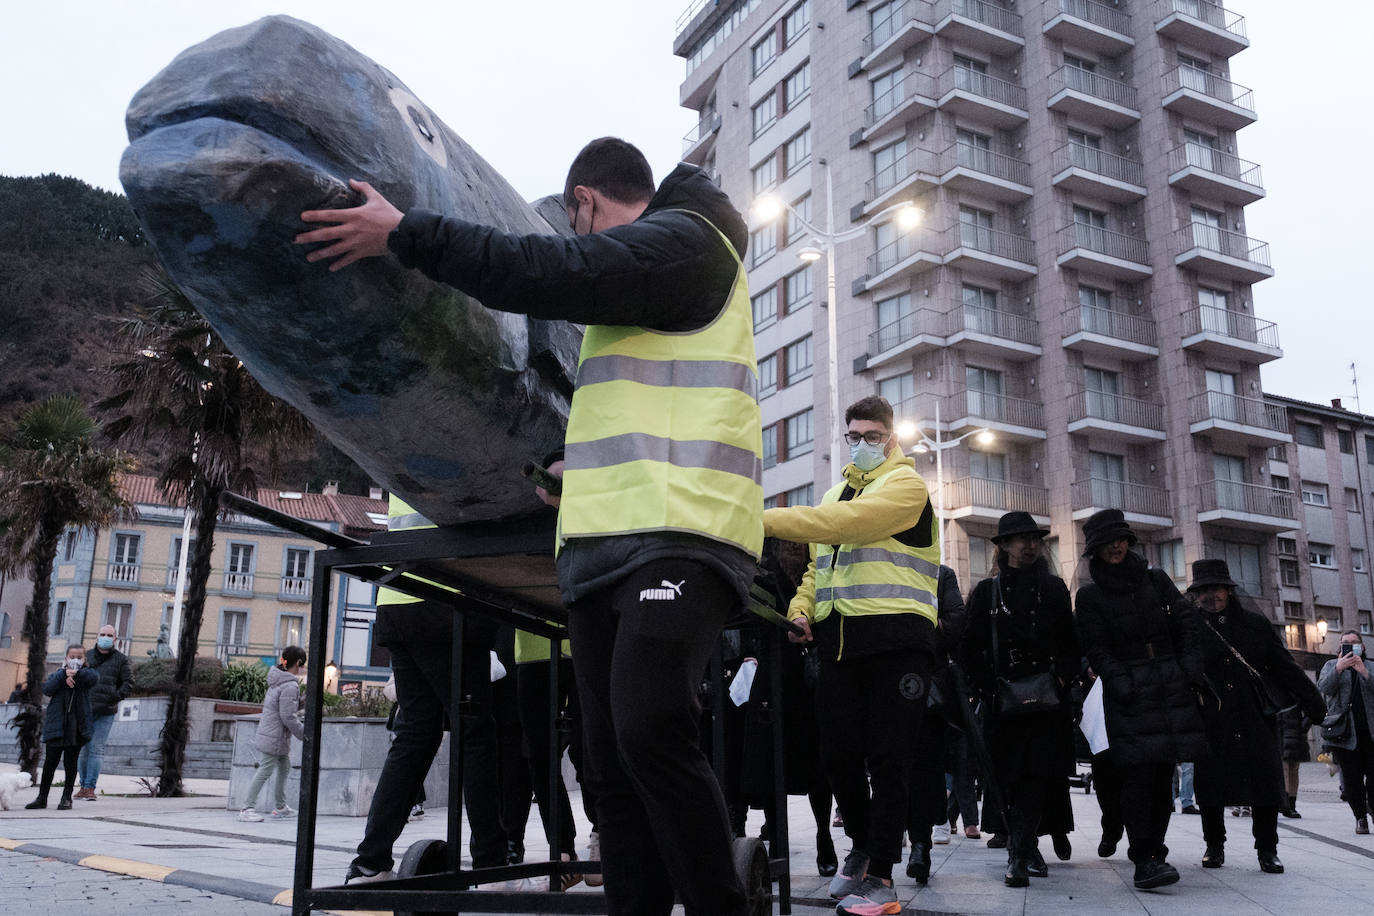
[942, 141, 1031, 186]
[864, 0, 936, 55]
[1181, 305, 1280, 349]
[1189, 390, 1288, 433]
[106, 562, 140, 586]
[865, 70, 939, 127]
[1053, 142, 1145, 187]
[869, 308, 944, 354]
[1072, 478, 1172, 517]
[944, 476, 1048, 515]
[682, 112, 721, 153]
[1054, 65, 1139, 110]
[1198, 478, 1296, 520]
[1054, 0, 1130, 35]
[1156, 0, 1247, 40]
[949, 223, 1036, 264]
[957, 303, 1039, 345]
[867, 227, 943, 276]
[280, 576, 312, 599]
[868, 146, 927, 198]
[941, 65, 1028, 110]
[223, 571, 254, 594]
[950, 389, 1045, 430]
[938, 0, 1024, 38]
[1058, 223, 1150, 264]
[1064, 302, 1159, 347]
[1069, 389, 1165, 430]
[214, 642, 250, 663]
[1163, 65, 1255, 114]
[1175, 224, 1271, 268]
[1167, 144, 1262, 187]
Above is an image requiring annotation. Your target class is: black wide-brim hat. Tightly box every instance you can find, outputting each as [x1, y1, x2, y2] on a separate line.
[1187, 558, 1238, 591]
[991, 510, 1050, 544]
[1081, 508, 1137, 557]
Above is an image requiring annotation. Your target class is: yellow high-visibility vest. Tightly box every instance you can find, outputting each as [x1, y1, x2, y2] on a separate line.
[557, 210, 763, 559]
[375, 495, 440, 607]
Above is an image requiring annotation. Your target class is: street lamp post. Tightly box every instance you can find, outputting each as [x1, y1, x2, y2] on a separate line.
[900, 401, 994, 567]
[755, 162, 923, 472]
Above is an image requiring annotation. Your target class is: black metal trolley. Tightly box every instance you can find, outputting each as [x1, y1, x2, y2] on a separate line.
[222, 493, 796, 915]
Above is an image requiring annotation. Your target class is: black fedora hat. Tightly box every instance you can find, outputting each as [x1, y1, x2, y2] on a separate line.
[1187, 558, 1239, 592]
[1081, 508, 1137, 557]
[991, 511, 1050, 544]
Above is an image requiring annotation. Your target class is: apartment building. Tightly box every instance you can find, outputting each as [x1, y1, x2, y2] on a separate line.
[1265, 396, 1374, 654]
[39, 474, 390, 682]
[675, 0, 1289, 599]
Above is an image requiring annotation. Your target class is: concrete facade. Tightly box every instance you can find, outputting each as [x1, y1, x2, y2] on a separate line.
[675, 0, 1290, 604]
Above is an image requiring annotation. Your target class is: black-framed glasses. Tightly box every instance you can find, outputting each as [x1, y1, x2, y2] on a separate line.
[843, 431, 891, 446]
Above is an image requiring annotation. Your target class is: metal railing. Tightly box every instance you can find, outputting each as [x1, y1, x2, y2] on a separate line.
[949, 223, 1036, 264]
[865, 70, 938, 127]
[106, 563, 140, 586]
[949, 389, 1045, 430]
[1198, 478, 1296, 520]
[941, 65, 1028, 111]
[1175, 224, 1271, 268]
[1054, 65, 1139, 110]
[1181, 305, 1280, 348]
[1053, 142, 1145, 187]
[214, 642, 251, 663]
[1058, 223, 1150, 264]
[222, 571, 254, 594]
[1068, 389, 1165, 430]
[957, 303, 1040, 345]
[866, 227, 943, 276]
[863, 0, 936, 55]
[1055, 0, 1130, 34]
[280, 576, 312, 599]
[1064, 302, 1159, 347]
[1072, 478, 1172, 517]
[868, 146, 928, 198]
[1189, 390, 1288, 432]
[682, 112, 721, 153]
[938, 0, 1024, 38]
[1156, 0, 1247, 39]
[942, 141, 1031, 186]
[1167, 144, 1262, 187]
[1163, 65, 1256, 114]
[869, 308, 945, 354]
[943, 476, 1048, 515]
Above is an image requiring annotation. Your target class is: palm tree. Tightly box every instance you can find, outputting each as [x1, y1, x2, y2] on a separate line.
[98, 271, 310, 796]
[0, 395, 131, 778]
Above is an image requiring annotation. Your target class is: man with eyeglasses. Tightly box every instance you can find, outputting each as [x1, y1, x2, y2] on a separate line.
[296, 138, 760, 916]
[763, 395, 939, 916]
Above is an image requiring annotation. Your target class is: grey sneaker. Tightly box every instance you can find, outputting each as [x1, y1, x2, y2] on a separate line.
[829, 849, 870, 899]
[835, 875, 900, 915]
[236, 808, 264, 822]
[345, 862, 394, 884]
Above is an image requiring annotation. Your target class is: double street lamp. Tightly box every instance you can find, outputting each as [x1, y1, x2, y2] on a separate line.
[753, 160, 923, 471]
[897, 401, 994, 567]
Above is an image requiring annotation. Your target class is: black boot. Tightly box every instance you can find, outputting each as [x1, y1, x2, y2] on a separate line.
[816, 831, 838, 877]
[1280, 795, 1301, 819]
[1027, 846, 1048, 878]
[25, 796, 48, 810]
[1202, 845, 1224, 868]
[1258, 851, 1284, 874]
[906, 842, 931, 884]
[1004, 856, 1029, 887]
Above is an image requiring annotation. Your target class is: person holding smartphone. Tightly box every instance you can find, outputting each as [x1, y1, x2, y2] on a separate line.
[26, 646, 97, 810]
[1319, 630, 1374, 835]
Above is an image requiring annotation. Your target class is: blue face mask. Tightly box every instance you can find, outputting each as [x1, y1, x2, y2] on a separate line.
[849, 439, 888, 472]
[96, 636, 115, 651]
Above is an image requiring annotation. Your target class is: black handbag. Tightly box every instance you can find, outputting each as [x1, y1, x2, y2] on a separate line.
[1321, 710, 1353, 745]
[990, 577, 1062, 718]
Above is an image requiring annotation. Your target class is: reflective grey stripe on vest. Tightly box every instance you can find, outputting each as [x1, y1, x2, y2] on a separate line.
[576, 354, 757, 399]
[817, 547, 940, 579]
[388, 512, 431, 532]
[815, 584, 937, 606]
[566, 433, 762, 482]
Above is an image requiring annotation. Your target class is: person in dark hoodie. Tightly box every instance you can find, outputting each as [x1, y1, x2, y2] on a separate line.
[297, 139, 761, 916]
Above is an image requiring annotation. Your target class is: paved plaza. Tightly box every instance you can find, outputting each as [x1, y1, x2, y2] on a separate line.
[0, 762, 1370, 914]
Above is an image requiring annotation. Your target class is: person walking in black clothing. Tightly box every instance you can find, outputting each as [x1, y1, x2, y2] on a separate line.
[1277, 707, 1312, 819]
[1188, 559, 1325, 873]
[26, 645, 97, 810]
[1318, 629, 1374, 835]
[962, 512, 1079, 887]
[1074, 509, 1209, 890]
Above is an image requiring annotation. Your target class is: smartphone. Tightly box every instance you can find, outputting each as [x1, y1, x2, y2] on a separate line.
[1340, 644, 1354, 656]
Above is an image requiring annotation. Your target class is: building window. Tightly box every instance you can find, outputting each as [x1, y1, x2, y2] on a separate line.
[751, 91, 777, 139]
[282, 547, 312, 598]
[870, 67, 903, 121]
[969, 535, 993, 580]
[277, 614, 304, 652]
[758, 354, 777, 399]
[876, 292, 912, 332]
[784, 335, 813, 385]
[752, 155, 777, 195]
[1156, 539, 1186, 585]
[62, 529, 78, 563]
[784, 267, 812, 313]
[786, 194, 812, 247]
[1271, 475, 1289, 491]
[762, 424, 778, 469]
[785, 128, 811, 176]
[1366, 435, 1374, 464]
[752, 286, 777, 330]
[1218, 541, 1263, 595]
[340, 575, 384, 668]
[872, 139, 909, 195]
[109, 532, 141, 585]
[1279, 558, 1300, 588]
[225, 542, 255, 594]
[1309, 543, 1336, 568]
[51, 600, 67, 636]
[785, 62, 811, 108]
[784, 408, 814, 459]
[784, 483, 814, 507]
[751, 223, 776, 267]
[167, 536, 197, 588]
[1338, 428, 1355, 454]
[1283, 602, 1306, 651]
[784, 0, 810, 46]
[878, 372, 915, 410]
[1277, 536, 1297, 556]
[0, 612, 9, 649]
[1361, 611, 1373, 635]
[1317, 605, 1342, 632]
[751, 33, 776, 77]
[1353, 548, 1367, 573]
[102, 602, 134, 654]
[1300, 482, 1329, 507]
[1346, 488, 1361, 513]
[1294, 422, 1323, 448]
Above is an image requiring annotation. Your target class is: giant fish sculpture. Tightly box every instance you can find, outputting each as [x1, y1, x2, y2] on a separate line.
[120, 15, 579, 526]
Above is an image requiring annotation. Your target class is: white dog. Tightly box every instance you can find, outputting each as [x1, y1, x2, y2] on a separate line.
[0, 771, 33, 810]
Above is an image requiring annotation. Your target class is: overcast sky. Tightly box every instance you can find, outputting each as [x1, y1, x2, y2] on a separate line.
[1, 0, 1368, 411]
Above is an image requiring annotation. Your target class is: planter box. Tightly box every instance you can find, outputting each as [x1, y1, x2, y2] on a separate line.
[227, 715, 450, 816]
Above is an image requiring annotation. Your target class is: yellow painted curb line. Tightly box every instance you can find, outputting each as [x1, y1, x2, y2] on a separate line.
[78, 854, 178, 881]
[0, 838, 24, 851]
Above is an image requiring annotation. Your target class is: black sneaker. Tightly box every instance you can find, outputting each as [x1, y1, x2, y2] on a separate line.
[345, 862, 394, 885]
[829, 849, 870, 899]
[986, 833, 1007, 849]
[1133, 859, 1180, 890]
[1201, 845, 1224, 868]
[1180, 805, 1200, 815]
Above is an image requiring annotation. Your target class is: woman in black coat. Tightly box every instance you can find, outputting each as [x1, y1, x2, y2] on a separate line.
[961, 512, 1079, 888]
[1277, 708, 1311, 818]
[1074, 510, 1209, 890]
[1188, 559, 1325, 874]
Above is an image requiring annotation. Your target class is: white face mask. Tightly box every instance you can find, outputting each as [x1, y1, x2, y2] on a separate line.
[849, 439, 887, 472]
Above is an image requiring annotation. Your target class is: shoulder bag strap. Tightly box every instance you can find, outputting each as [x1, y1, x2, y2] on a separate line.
[1200, 616, 1266, 685]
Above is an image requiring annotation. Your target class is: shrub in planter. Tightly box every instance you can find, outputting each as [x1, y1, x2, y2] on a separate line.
[221, 662, 269, 703]
[131, 656, 225, 698]
[321, 688, 391, 719]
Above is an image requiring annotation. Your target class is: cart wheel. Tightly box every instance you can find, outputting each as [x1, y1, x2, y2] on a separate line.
[396, 839, 454, 916]
[733, 836, 773, 916]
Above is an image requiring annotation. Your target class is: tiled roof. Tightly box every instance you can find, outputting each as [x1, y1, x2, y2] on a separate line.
[116, 473, 387, 536]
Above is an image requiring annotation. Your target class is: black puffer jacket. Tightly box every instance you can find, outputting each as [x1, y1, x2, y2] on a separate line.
[1279, 707, 1312, 763]
[87, 646, 133, 717]
[1074, 554, 1209, 767]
